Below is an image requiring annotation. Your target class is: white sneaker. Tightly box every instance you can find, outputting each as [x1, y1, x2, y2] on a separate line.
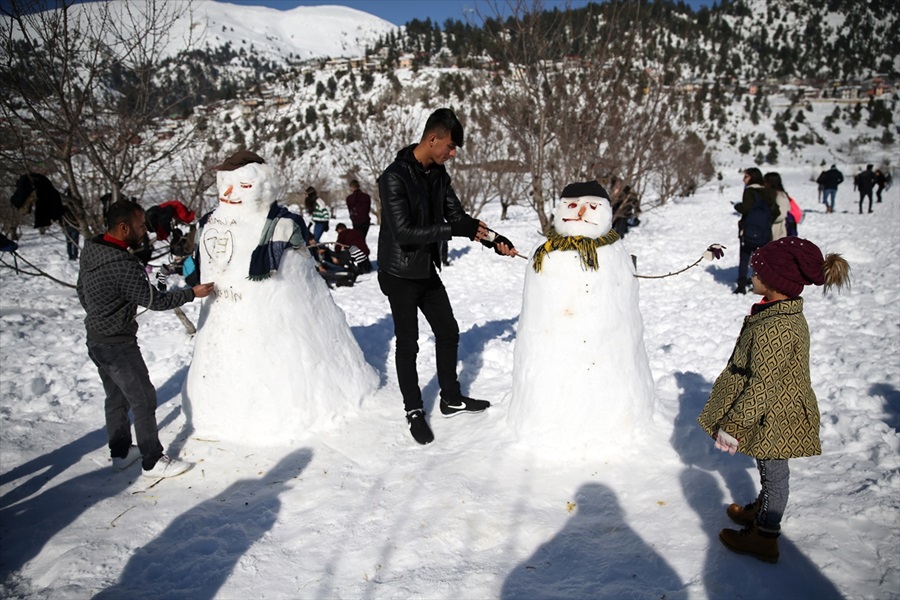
[112, 445, 142, 471]
[142, 455, 191, 479]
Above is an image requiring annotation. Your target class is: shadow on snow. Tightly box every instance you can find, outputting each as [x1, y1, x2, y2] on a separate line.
[501, 483, 683, 598]
[673, 371, 842, 598]
[95, 448, 313, 600]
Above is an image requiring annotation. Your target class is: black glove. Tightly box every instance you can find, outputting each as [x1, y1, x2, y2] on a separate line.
[480, 230, 515, 255]
[449, 215, 480, 240]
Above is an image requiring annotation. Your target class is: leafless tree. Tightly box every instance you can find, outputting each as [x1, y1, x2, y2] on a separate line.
[0, 0, 200, 237]
[337, 99, 423, 224]
[456, 108, 530, 220]
[476, 0, 708, 230]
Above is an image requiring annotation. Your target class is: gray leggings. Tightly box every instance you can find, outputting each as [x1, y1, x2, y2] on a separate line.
[756, 458, 790, 535]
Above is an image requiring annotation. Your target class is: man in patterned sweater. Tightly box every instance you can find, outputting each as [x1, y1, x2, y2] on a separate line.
[77, 201, 215, 478]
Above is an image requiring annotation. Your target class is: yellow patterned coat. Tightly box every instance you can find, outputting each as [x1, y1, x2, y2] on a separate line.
[697, 298, 821, 459]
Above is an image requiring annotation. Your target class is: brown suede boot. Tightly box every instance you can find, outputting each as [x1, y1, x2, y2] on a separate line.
[726, 499, 760, 526]
[719, 523, 779, 563]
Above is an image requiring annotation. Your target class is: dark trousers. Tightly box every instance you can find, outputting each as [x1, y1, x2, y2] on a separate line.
[64, 225, 79, 260]
[737, 242, 760, 284]
[378, 270, 461, 412]
[859, 190, 873, 213]
[352, 221, 370, 240]
[87, 339, 164, 469]
[755, 458, 789, 535]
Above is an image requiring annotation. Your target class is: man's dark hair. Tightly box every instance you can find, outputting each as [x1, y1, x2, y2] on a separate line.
[422, 108, 464, 148]
[350, 179, 359, 189]
[336, 223, 347, 231]
[105, 200, 143, 231]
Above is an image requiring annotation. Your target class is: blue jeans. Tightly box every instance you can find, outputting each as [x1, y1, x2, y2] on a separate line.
[64, 225, 79, 260]
[737, 242, 761, 285]
[378, 270, 462, 412]
[822, 188, 837, 211]
[755, 458, 789, 535]
[312, 221, 328, 243]
[87, 339, 164, 469]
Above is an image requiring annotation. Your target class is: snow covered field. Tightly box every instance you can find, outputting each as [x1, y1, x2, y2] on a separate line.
[1, 165, 898, 598]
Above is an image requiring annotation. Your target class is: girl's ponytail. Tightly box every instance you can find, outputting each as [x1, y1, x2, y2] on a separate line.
[822, 253, 851, 294]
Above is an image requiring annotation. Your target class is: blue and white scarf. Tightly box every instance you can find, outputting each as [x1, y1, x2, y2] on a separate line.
[248, 202, 310, 280]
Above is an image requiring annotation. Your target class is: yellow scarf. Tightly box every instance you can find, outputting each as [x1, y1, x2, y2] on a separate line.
[532, 227, 620, 274]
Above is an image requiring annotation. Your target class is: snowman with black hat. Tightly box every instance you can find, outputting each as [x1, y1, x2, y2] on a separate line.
[508, 181, 655, 457]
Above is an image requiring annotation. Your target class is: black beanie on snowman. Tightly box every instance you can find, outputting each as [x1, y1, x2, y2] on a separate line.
[561, 181, 610, 200]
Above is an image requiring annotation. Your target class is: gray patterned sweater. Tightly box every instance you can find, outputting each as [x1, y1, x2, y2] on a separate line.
[76, 236, 194, 342]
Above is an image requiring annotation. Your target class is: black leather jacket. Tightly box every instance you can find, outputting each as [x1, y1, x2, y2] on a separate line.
[377, 145, 470, 279]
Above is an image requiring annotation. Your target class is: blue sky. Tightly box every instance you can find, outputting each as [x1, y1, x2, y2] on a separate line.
[216, 0, 715, 27]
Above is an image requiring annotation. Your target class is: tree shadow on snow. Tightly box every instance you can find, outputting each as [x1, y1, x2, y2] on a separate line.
[156, 365, 189, 406]
[0, 376, 185, 511]
[682, 468, 842, 598]
[350, 314, 394, 386]
[0, 465, 134, 587]
[501, 483, 683, 599]
[869, 382, 900, 431]
[705, 263, 738, 289]
[446, 245, 471, 263]
[95, 448, 313, 600]
[671, 371, 756, 502]
[420, 316, 518, 414]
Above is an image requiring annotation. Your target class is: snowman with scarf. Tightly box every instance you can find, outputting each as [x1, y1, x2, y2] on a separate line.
[508, 181, 655, 457]
[183, 151, 377, 445]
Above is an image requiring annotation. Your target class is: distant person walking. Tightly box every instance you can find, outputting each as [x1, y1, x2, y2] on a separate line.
[874, 169, 890, 203]
[816, 165, 843, 214]
[856, 164, 877, 213]
[77, 201, 215, 478]
[346, 179, 372, 240]
[733, 167, 779, 294]
[763, 172, 791, 241]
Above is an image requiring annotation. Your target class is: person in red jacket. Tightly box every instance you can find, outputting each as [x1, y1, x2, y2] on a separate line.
[334, 222, 371, 273]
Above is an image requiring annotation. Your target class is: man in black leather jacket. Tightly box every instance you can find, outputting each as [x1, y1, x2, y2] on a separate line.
[377, 108, 517, 445]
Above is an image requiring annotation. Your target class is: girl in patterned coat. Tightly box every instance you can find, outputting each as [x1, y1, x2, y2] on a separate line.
[698, 237, 850, 563]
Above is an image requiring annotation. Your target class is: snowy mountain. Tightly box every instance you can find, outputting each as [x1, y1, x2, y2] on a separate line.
[184, 0, 398, 62]
[1, 0, 398, 62]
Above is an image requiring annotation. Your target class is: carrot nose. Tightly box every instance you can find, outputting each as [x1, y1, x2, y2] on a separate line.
[577, 204, 587, 217]
[223, 184, 233, 197]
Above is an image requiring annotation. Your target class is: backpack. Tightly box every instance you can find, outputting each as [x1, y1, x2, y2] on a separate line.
[742, 190, 772, 247]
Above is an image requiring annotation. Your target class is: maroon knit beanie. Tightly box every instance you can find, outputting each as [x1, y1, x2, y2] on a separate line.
[750, 237, 825, 297]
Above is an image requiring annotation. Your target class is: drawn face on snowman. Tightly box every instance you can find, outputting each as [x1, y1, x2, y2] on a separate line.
[554, 195, 613, 238]
[216, 162, 272, 210]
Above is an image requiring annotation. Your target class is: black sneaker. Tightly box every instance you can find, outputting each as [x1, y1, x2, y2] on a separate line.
[406, 409, 434, 445]
[440, 397, 490, 417]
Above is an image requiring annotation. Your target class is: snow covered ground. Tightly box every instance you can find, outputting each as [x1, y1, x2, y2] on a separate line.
[1, 165, 898, 598]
